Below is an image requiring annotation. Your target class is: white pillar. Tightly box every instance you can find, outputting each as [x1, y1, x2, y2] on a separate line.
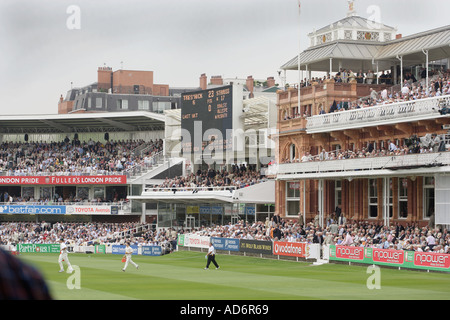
[329, 58, 333, 76]
[382, 177, 390, 227]
[396, 55, 403, 86]
[376, 61, 379, 84]
[303, 180, 306, 225]
[423, 49, 429, 94]
[318, 179, 324, 228]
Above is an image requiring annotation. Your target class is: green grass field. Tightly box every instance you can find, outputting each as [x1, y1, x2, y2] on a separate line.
[18, 251, 450, 300]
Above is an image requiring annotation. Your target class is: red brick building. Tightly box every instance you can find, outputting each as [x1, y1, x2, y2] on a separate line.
[273, 9, 450, 227]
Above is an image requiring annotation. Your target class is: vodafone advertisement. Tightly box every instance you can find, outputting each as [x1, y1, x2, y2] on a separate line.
[0, 175, 127, 185]
[273, 241, 307, 258]
[273, 241, 320, 260]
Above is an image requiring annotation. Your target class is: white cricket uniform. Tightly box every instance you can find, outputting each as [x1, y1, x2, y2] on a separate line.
[122, 246, 138, 271]
[58, 242, 72, 272]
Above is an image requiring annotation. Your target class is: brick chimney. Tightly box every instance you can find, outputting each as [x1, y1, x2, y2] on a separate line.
[266, 76, 276, 88]
[97, 66, 113, 92]
[396, 34, 402, 39]
[199, 73, 207, 90]
[210, 75, 223, 86]
[246, 76, 254, 98]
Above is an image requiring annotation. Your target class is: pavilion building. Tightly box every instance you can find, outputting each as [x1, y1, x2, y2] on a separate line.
[272, 2, 450, 228]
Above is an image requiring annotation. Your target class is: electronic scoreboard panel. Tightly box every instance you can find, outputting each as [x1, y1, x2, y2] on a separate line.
[181, 85, 233, 154]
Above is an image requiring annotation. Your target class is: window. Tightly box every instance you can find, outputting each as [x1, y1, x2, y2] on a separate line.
[399, 178, 408, 218]
[335, 180, 342, 208]
[369, 179, 378, 218]
[96, 97, 103, 108]
[138, 100, 150, 110]
[93, 187, 105, 200]
[22, 187, 34, 200]
[153, 101, 171, 113]
[286, 181, 300, 216]
[117, 99, 128, 110]
[77, 187, 89, 200]
[289, 144, 296, 162]
[388, 178, 393, 218]
[40, 187, 52, 200]
[423, 176, 435, 219]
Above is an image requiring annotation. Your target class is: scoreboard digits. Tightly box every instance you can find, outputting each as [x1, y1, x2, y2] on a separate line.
[181, 85, 233, 154]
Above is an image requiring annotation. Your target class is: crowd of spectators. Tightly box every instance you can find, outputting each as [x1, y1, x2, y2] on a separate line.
[283, 68, 449, 121]
[327, 69, 449, 114]
[186, 213, 450, 254]
[0, 221, 178, 254]
[0, 138, 163, 176]
[153, 164, 267, 192]
[299, 68, 393, 87]
[0, 221, 138, 246]
[1, 214, 449, 255]
[280, 132, 446, 164]
[298, 67, 445, 89]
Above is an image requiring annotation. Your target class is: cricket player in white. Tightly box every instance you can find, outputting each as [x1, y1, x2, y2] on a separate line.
[122, 242, 139, 272]
[204, 241, 220, 270]
[58, 239, 73, 273]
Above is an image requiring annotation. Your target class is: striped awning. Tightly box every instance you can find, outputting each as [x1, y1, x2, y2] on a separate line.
[282, 25, 450, 72]
[375, 25, 450, 61]
[281, 42, 384, 72]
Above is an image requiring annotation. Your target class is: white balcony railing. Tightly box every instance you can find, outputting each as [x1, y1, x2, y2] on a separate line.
[271, 152, 450, 178]
[306, 95, 450, 133]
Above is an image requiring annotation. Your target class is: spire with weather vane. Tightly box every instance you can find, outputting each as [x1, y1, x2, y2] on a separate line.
[347, 0, 357, 17]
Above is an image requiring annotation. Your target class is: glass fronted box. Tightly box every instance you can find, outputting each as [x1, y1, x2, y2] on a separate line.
[156, 202, 275, 229]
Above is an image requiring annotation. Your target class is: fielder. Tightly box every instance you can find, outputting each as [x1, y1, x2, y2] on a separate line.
[122, 242, 139, 272]
[58, 239, 73, 273]
[204, 241, 220, 270]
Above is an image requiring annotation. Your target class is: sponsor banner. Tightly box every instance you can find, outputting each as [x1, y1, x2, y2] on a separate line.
[199, 206, 211, 214]
[95, 245, 106, 254]
[414, 251, 450, 269]
[199, 206, 223, 215]
[0, 205, 117, 215]
[372, 248, 404, 265]
[332, 245, 364, 261]
[273, 241, 307, 258]
[111, 206, 119, 215]
[177, 234, 185, 247]
[329, 246, 450, 272]
[66, 206, 113, 215]
[111, 245, 138, 255]
[0, 175, 126, 185]
[211, 237, 240, 252]
[239, 239, 273, 255]
[17, 243, 60, 253]
[183, 234, 210, 249]
[211, 206, 223, 215]
[0, 205, 66, 215]
[142, 246, 162, 256]
[244, 207, 256, 216]
[187, 206, 199, 214]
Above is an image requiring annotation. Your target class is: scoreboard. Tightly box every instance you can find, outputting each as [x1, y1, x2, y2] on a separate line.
[181, 85, 233, 154]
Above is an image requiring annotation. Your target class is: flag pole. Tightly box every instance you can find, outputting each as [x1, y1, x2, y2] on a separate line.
[297, 0, 301, 116]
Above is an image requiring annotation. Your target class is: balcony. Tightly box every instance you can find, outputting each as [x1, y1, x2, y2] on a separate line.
[271, 151, 450, 180]
[306, 95, 450, 134]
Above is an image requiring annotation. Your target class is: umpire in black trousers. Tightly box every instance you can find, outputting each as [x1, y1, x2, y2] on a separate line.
[204, 242, 220, 270]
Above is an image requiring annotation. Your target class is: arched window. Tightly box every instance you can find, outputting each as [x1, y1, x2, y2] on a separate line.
[289, 144, 296, 161]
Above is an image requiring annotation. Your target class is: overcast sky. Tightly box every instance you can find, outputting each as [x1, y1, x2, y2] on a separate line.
[0, 0, 448, 115]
